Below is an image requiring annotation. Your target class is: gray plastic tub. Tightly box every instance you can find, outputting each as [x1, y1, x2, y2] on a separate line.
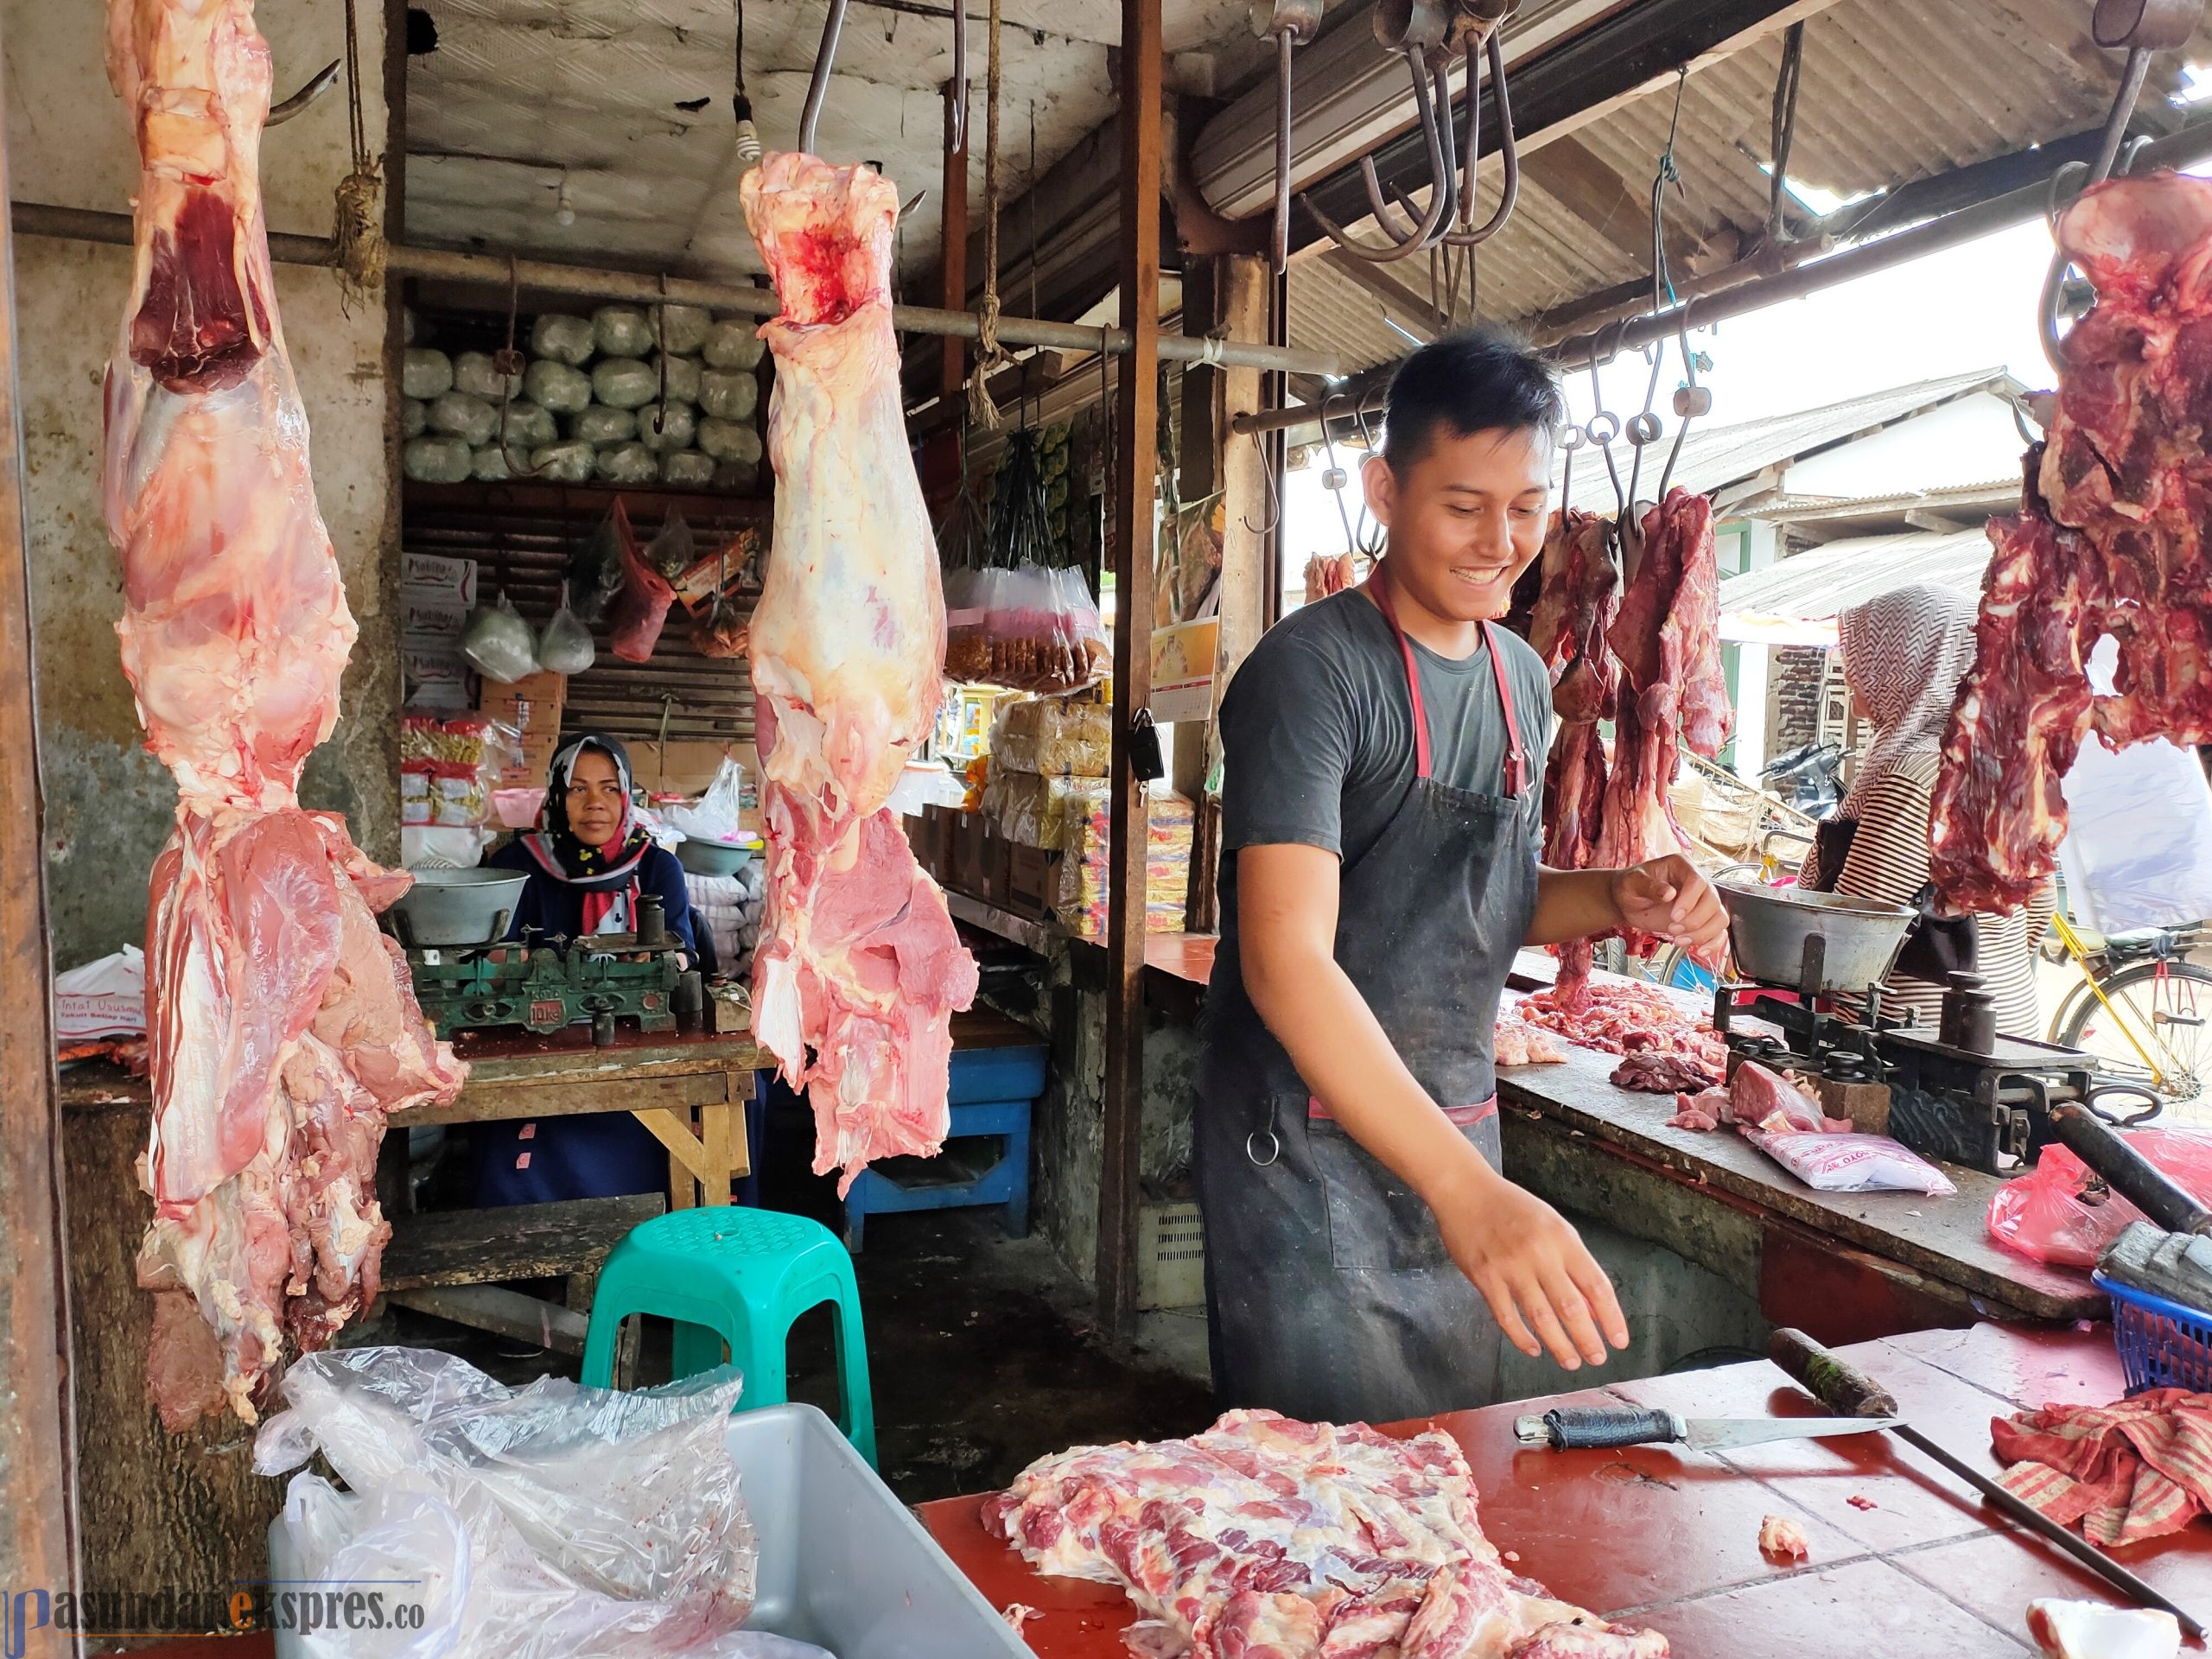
[270, 1402, 1031, 1658]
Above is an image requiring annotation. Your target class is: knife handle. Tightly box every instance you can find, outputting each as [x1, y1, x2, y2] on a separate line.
[1769, 1328, 1899, 1419]
[1529, 1407, 1680, 1450]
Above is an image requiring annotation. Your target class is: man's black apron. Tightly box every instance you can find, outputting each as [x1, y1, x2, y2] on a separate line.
[1195, 568, 1541, 1423]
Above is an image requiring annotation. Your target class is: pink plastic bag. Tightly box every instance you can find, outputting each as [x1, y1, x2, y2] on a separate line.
[1987, 1130, 2212, 1268]
[608, 500, 677, 662]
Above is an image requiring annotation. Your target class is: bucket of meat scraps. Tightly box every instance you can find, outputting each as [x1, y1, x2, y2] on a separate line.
[269, 1401, 1032, 1658]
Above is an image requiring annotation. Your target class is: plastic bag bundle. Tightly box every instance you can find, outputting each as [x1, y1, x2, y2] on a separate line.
[1988, 1132, 2212, 1267]
[699, 369, 760, 423]
[254, 1347, 760, 1659]
[592, 357, 659, 410]
[428, 391, 498, 448]
[537, 582, 596, 675]
[698, 417, 762, 465]
[452, 350, 523, 401]
[651, 302, 713, 356]
[493, 399, 557, 453]
[402, 397, 428, 439]
[702, 317, 765, 370]
[569, 404, 636, 445]
[54, 944, 147, 1042]
[528, 313, 596, 365]
[972, 429, 1109, 693]
[569, 502, 632, 625]
[593, 305, 655, 359]
[596, 442, 658, 485]
[523, 359, 593, 414]
[529, 440, 596, 483]
[470, 443, 524, 481]
[401, 717, 521, 828]
[461, 590, 539, 683]
[2057, 641, 2212, 932]
[609, 509, 677, 661]
[652, 352, 703, 405]
[662, 450, 715, 486]
[694, 585, 747, 658]
[404, 435, 473, 483]
[639, 402, 696, 452]
[645, 510, 696, 580]
[1745, 1130, 1958, 1196]
[402, 347, 453, 399]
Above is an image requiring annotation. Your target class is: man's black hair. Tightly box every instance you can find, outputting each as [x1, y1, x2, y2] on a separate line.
[1379, 326, 1567, 472]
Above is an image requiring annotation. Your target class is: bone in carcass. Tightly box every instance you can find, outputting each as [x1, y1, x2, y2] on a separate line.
[1532, 508, 1619, 1008]
[741, 153, 979, 1195]
[1934, 172, 2212, 911]
[984, 1409, 1670, 1659]
[105, 0, 463, 1427]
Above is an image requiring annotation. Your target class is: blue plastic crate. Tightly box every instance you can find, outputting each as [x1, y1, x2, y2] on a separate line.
[948, 1043, 1047, 1105]
[2094, 1270, 2212, 1395]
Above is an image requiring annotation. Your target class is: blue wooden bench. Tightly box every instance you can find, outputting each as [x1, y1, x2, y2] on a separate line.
[842, 1044, 1046, 1251]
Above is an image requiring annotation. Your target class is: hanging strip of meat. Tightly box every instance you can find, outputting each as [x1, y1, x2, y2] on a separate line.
[1934, 171, 2212, 909]
[1530, 508, 1618, 1009]
[741, 153, 979, 1195]
[105, 0, 462, 1429]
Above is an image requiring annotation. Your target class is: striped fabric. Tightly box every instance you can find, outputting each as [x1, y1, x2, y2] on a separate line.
[1827, 753, 2052, 1037]
[1993, 1389, 2212, 1546]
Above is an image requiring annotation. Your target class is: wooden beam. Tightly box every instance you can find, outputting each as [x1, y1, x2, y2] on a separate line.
[1520, 135, 1713, 273]
[0, 5, 79, 1593]
[1098, 0, 1161, 1338]
[1318, 251, 1437, 343]
[939, 73, 970, 403]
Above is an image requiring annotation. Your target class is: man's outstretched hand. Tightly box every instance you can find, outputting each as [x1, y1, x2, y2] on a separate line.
[1433, 1173, 1630, 1370]
[1611, 855, 1730, 969]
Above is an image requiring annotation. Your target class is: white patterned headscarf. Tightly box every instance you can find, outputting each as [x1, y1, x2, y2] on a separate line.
[1836, 582, 1980, 817]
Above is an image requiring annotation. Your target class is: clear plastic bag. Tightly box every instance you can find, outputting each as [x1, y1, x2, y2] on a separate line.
[595, 442, 659, 485]
[255, 1347, 759, 1659]
[609, 512, 677, 662]
[592, 357, 659, 410]
[403, 347, 454, 399]
[668, 755, 747, 844]
[593, 306, 655, 359]
[537, 582, 596, 675]
[1988, 1131, 2212, 1268]
[645, 509, 696, 580]
[523, 359, 594, 415]
[702, 318, 765, 370]
[1745, 1130, 1957, 1196]
[528, 314, 596, 365]
[651, 303, 712, 356]
[429, 392, 499, 448]
[461, 590, 538, 683]
[569, 502, 632, 626]
[663, 449, 715, 486]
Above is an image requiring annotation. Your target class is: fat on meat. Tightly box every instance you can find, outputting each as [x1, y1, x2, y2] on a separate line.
[983, 1409, 1669, 1659]
[104, 0, 462, 1427]
[1758, 1516, 1810, 1564]
[740, 153, 979, 1193]
[1933, 173, 2212, 910]
[1495, 1013, 1567, 1068]
[1532, 509, 1619, 1010]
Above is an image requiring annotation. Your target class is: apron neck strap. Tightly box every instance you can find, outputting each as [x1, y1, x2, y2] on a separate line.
[1370, 562, 1527, 795]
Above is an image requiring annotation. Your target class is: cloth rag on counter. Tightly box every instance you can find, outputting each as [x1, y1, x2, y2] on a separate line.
[1992, 1389, 2212, 1545]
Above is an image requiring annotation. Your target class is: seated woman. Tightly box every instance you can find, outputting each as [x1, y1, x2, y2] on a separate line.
[1800, 584, 2053, 1037]
[474, 733, 696, 1205]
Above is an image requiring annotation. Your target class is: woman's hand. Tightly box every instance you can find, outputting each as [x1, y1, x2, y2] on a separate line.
[1429, 1165, 1630, 1370]
[1611, 855, 1730, 968]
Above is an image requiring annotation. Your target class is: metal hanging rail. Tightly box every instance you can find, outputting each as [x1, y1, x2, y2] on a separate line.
[12, 200, 1344, 378]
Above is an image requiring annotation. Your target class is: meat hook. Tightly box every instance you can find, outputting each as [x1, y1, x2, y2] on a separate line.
[1431, 30, 1519, 248]
[799, 0, 851, 156]
[1257, 0, 1323, 276]
[948, 0, 968, 156]
[267, 58, 341, 127]
[1241, 429, 1283, 534]
[1318, 393, 1362, 556]
[1304, 42, 1454, 262]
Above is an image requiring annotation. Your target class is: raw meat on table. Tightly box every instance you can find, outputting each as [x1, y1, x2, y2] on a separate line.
[1933, 172, 2212, 910]
[1729, 1060, 1824, 1133]
[1518, 980, 1728, 1075]
[1757, 1515, 1810, 1563]
[1666, 1087, 1729, 1131]
[985, 1409, 1669, 1659]
[104, 0, 462, 1427]
[1611, 1052, 1718, 1094]
[1495, 1012, 1567, 1068]
[741, 153, 978, 1194]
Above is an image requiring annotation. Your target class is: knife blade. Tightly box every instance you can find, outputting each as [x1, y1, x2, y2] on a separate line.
[1513, 1405, 1901, 1452]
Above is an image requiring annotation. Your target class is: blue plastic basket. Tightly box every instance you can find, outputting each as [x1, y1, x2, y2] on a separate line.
[2094, 1270, 2212, 1395]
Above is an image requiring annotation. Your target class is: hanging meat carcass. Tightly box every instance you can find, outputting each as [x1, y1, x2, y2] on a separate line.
[1529, 507, 1618, 1008]
[1933, 172, 2212, 911]
[741, 153, 979, 1194]
[105, 0, 463, 1428]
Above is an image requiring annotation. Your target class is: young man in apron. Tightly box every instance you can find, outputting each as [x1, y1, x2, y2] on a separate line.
[1197, 329, 1729, 1424]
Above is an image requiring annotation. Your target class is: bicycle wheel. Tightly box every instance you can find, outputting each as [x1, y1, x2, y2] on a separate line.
[1652, 944, 1719, 996]
[2059, 960, 2212, 1112]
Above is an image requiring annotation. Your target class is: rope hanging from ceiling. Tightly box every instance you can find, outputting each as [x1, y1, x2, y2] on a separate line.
[332, 0, 385, 307]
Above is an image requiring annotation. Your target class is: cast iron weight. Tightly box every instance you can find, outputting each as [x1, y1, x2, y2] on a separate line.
[1768, 1327, 2207, 1638]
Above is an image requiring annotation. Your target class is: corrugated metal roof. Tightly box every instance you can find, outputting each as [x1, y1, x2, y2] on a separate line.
[1283, 0, 2212, 373]
[1554, 368, 2011, 513]
[1718, 527, 1992, 645]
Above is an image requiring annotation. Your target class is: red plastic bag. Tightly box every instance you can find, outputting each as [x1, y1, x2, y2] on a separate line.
[1987, 1130, 2212, 1268]
[607, 501, 677, 662]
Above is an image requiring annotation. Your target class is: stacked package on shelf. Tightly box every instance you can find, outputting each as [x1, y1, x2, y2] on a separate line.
[982, 697, 1113, 850]
[1058, 788, 1196, 938]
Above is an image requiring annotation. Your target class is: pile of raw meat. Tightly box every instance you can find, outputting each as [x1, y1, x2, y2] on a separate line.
[1529, 491, 1731, 1003]
[985, 1408, 1669, 1659]
[1666, 1061, 1846, 1135]
[105, 0, 463, 1427]
[1514, 982, 1726, 1090]
[741, 153, 979, 1194]
[1932, 172, 2212, 911]
[1493, 1011, 1567, 1068]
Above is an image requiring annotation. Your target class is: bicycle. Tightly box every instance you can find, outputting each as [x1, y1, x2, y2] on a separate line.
[2044, 912, 2210, 1108]
[1641, 817, 1815, 995]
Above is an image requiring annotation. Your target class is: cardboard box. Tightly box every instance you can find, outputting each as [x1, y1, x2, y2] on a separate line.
[401, 552, 477, 607]
[1006, 843, 1059, 918]
[478, 670, 569, 786]
[950, 810, 989, 899]
[979, 829, 1015, 907]
[1138, 1200, 1206, 1311]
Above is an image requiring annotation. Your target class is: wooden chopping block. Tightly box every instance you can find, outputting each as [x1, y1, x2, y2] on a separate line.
[1811, 1074, 1891, 1136]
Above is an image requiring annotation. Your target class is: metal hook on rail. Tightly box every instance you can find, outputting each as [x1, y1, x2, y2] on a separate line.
[1242, 429, 1283, 534]
[948, 0, 968, 156]
[1257, 0, 1323, 276]
[1317, 393, 1363, 556]
[268, 59, 342, 128]
[1302, 0, 1457, 262]
[1431, 29, 1519, 247]
[798, 0, 851, 156]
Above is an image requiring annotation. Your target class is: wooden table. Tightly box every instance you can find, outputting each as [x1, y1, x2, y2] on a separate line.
[921, 1322, 2212, 1656]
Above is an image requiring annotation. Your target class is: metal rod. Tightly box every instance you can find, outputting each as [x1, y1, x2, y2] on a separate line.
[798, 0, 851, 156]
[2091, 47, 2154, 186]
[11, 200, 1344, 377]
[1273, 29, 1294, 275]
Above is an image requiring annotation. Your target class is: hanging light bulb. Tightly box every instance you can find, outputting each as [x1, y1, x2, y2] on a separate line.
[554, 175, 575, 227]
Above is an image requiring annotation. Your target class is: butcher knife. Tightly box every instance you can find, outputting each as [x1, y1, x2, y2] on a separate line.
[1512, 1406, 1897, 1452]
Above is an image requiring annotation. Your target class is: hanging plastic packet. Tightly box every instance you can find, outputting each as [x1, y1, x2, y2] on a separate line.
[609, 512, 678, 662]
[568, 499, 632, 626]
[645, 507, 696, 580]
[459, 589, 537, 683]
[694, 586, 747, 658]
[1744, 1129, 1957, 1197]
[536, 580, 595, 675]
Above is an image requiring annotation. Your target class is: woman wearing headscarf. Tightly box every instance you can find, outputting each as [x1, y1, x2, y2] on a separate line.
[474, 734, 698, 1204]
[1800, 583, 2054, 1036]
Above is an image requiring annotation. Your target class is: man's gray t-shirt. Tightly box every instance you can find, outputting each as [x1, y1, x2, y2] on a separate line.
[1217, 588, 1553, 931]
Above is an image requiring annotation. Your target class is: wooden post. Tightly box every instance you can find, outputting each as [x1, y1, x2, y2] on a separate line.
[1096, 0, 1161, 1336]
[0, 8, 80, 1592]
[920, 73, 970, 507]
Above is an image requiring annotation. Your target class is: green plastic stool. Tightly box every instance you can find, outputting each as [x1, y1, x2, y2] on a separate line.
[581, 1206, 876, 1466]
